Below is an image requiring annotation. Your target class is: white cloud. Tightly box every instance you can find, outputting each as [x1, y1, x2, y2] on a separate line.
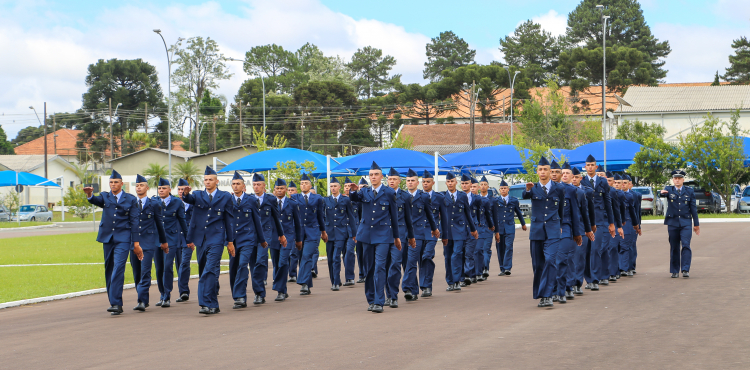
[654, 23, 736, 83]
[0, 0, 431, 138]
[531, 10, 568, 37]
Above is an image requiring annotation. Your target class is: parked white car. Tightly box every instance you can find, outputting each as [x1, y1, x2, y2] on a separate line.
[12, 204, 53, 222]
[631, 187, 664, 215]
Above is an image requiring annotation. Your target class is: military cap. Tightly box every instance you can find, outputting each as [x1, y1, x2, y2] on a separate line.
[359, 177, 368, 185]
[406, 168, 418, 178]
[571, 167, 581, 176]
[252, 173, 265, 182]
[550, 160, 561, 170]
[204, 166, 217, 176]
[330, 177, 340, 184]
[586, 154, 596, 163]
[135, 174, 147, 184]
[671, 170, 686, 178]
[158, 178, 171, 187]
[538, 156, 550, 166]
[178, 178, 189, 187]
[232, 171, 243, 181]
[499, 179, 509, 187]
[480, 175, 488, 183]
[275, 178, 287, 187]
[300, 173, 311, 182]
[288, 181, 297, 188]
[110, 169, 122, 180]
[387, 168, 400, 177]
[445, 172, 456, 180]
[370, 161, 381, 171]
[422, 170, 433, 179]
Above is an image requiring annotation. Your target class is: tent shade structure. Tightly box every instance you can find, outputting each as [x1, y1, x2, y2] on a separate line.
[567, 140, 643, 170]
[333, 148, 447, 173]
[219, 148, 352, 178]
[549, 149, 571, 163]
[444, 145, 529, 173]
[0, 171, 61, 187]
[738, 137, 750, 166]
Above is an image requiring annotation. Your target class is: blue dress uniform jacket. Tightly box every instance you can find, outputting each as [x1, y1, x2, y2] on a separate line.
[561, 184, 584, 238]
[425, 191, 445, 240]
[324, 195, 356, 241]
[277, 196, 303, 244]
[231, 194, 266, 247]
[291, 193, 326, 241]
[661, 186, 699, 228]
[182, 190, 235, 246]
[349, 186, 400, 244]
[522, 182, 565, 240]
[409, 189, 438, 239]
[270, 196, 303, 294]
[230, 194, 270, 300]
[159, 195, 188, 247]
[580, 176, 615, 226]
[441, 191, 477, 240]
[394, 189, 416, 241]
[493, 196, 525, 234]
[136, 197, 168, 249]
[418, 190, 445, 291]
[88, 191, 140, 244]
[257, 193, 285, 244]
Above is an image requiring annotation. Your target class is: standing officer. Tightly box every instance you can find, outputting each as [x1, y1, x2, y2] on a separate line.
[175, 178, 194, 303]
[659, 170, 700, 278]
[571, 167, 595, 295]
[228, 171, 266, 309]
[384, 168, 416, 308]
[324, 177, 356, 291]
[522, 157, 564, 308]
[84, 170, 140, 315]
[347, 162, 401, 313]
[251, 173, 286, 304]
[469, 177, 494, 283]
[132, 174, 168, 312]
[270, 178, 303, 301]
[402, 169, 439, 302]
[419, 170, 444, 297]
[491, 179, 526, 277]
[580, 156, 618, 291]
[154, 178, 188, 308]
[441, 172, 478, 292]
[181, 166, 235, 315]
[291, 173, 327, 295]
[342, 177, 360, 286]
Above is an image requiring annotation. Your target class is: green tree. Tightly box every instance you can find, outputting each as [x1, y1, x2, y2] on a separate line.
[233, 78, 296, 147]
[347, 46, 400, 99]
[711, 71, 721, 86]
[388, 133, 414, 150]
[63, 185, 94, 220]
[558, 45, 657, 95]
[338, 118, 377, 150]
[173, 162, 202, 188]
[196, 89, 228, 153]
[244, 44, 296, 78]
[721, 36, 750, 85]
[566, 0, 671, 81]
[293, 81, 358, 155]
[143, 163, 168, 188]
[500, 20, 564, 86]
[66, 161, 97, 186]
[0, 125, 15, 154]
[681, 110, 750, 207]
[123, 131, 158, 151]
[171, 36, 233, 154]
[2, 191, 22, 218]
[10, 126, 45, 146]
[395, 82, 455, 125]
[628, 134, 684, 214]
[615, 119, 666, 144]
[251, 126, 287, 152]
[423, 31, 476, 82]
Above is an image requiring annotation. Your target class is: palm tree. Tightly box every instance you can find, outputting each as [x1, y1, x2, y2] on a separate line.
[173, 162, 202, 188]
[66, 161, 96, 185]
[143, 163, 168, 188]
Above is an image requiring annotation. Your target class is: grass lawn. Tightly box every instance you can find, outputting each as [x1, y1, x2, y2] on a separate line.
[0, 232, 328, 303]
[641, 213, 750, 220]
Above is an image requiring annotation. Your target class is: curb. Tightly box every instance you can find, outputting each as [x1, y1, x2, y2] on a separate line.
[641, 218, 750, 224]
[0, 224, 60, 232]
[0, 256, 329, 310]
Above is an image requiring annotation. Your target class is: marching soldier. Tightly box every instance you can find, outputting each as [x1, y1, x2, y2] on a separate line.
[419, 171, 444, 297]
[402, 169, 439, 302]
[659, 170, 700, 278]
[478, 176, 495, 279]
[522, 157, 564, 308]
[251, 173, 286, 304]
[460, 175, 482, 286]
[288, 181, 301, 283]
[580, 157, 618, 291]
[181, 166, 235, 315]
[624, 175, 642, 275]
[469, 177, 494, 283]
[291, 173, 327, 295]
[441, 172, 478, 292]
[228, 171, 266, 309]
[491, 179, 526, 277]
[175, 178, 194, 302]
[384, 168, 416, 308]
[131, 174, 168, 312]
[602, 171, 624, 285]
[84, 170, 140, 315]
[270, 178, 303, 301]
[154, 178, 188, 308]
[324, 177, 356, 291]
[356, 177, 369, 283]
[342, 177, 360, 286]
[347, 162, 402, 313]
[615, 174, 641, 278]
[556, 163, 593, 303]
[570, 167, 595, 295]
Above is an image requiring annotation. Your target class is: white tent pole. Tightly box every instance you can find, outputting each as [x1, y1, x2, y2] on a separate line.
[326, 155, 331, 196]
[434, 152, 439, 192]
[16, 171, 20, 227]
[61, 175, 65, 221]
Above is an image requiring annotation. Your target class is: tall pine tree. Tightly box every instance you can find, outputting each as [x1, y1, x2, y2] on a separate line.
[722, 36, 750, 85]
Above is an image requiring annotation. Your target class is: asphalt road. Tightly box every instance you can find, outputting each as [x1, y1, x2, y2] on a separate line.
[1, 222, 748, 369]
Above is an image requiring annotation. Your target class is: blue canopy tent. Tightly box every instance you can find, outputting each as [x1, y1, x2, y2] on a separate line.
[738, 137, 750, 166]
[0, 171, 62, 225]
[549, 148, 571, 163]
[445, 145, 528, 175]
[219, 148, 355, 178]
[567, 140, 643, 171]
[334, 148, 448, 173]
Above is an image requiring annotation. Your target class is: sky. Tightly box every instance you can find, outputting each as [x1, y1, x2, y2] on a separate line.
[1, 0, 748, 139]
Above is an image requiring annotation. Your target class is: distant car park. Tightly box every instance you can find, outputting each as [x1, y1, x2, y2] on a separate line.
[11, 205, 53, 222]
[0, 205, 10, 222]
[508, 184, 530, 217]
[631, 186, 664, 215]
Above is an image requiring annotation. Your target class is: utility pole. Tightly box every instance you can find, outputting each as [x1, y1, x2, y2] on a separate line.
[238, 102, 243, 146]
[195, 101, 200, 154]
[52, 115, 57, 155]
[109, 98, 114, 162]
[144, 102, 148, 134]
[212, 116, 217, 152]
[43, 102, 48, 206]
[602, 13, 610, 171]
[469, 80, 476, 150]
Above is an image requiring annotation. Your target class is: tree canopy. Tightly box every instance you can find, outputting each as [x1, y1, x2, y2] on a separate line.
[722, 36, 750, 85]
[423, 31, 476, 82]
[500, 20, 564, 86]
[347, 46, 400, 99]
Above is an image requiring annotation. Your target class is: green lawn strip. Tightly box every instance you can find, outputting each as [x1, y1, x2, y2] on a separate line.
[641, 213, 750, 220]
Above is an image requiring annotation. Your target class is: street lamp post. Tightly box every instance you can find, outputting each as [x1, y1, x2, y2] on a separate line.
[30, 104, 48, 205]
[154, 29, 184, 181]
[228, 58, 266, 137]
[510, 70, 520, 145]
[596, 5, 610, 170]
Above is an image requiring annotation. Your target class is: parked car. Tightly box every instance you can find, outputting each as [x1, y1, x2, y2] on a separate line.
[729, 184, 742, 213]
[631, 187, 664, 215]
[508, 184, 531, 217]
[739, 186, 750, 213]
[11, 204, 53, 222]
[487, 187, 499, 198]
[682, 182, 721, 213]
[0, 205, 10, 221]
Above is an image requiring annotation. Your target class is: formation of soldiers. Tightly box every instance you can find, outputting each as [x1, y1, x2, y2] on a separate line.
[84, 154, 699, 315]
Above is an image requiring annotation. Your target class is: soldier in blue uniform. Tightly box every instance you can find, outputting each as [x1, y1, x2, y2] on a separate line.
[355, 177, 369, 283]
[418, 170, 444, 297]
[477, 176, 495, 279]
[602, 171, 626, 284]
[402, 169, 439, 302]
[130, 174, 168, 312]
[84, 170, 140, 315]
[287, 181, 301, 283]
[570, 167, 595, 295]
[615, 174, 641, 278]
[291, 173, 328, 295]
[154, 178, 188, 308]
[659, 170, 700, 278]
[580, 157, 619, 291]
[175, 178, 194, 302]
[250, 173, 286, 304]
[181, 166, 235, 314]
[441, 172, 478, 292]
[342, 177, 360, 286]
[324, 177, 356, 291]
[491, 179, 526, 276]
[383, 168, 416, 308]
[522, 157, 565, 308]
[227, 171, 266, 309]
[624, 175, 642, 275]
[556, 163, 593, 303]
[270, 178, 303, 301]
[347, 162, 402, 313]
[469, 177, 494, 283]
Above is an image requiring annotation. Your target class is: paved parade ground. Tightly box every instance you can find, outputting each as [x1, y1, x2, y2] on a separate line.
[1, 222, 749, 369]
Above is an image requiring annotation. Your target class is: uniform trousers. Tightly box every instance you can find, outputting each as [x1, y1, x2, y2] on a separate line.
[444, 239, 465, 285]
[497, 232, 516, 272]
[102, 241, 131, 307]
[419, 239, 437, 290]
[668, 225, 692, 273]
[326, 240, 346, 286]
[297, 239, 319, 288]
[344, 236, 357, 281]
[462, 237, 477, 279]
[197, 240, 223, 309]
[176, 246, 193, 295]
[269, 241, 292, 295]
[554, 236, 575, 296]
[402, 239, 425, 294]
[618, 233, 634, 272]
[136, 247, 163, 305]
[530, 238, 559, 299]
[385, 243, 403, 300]
[474, 235, 490, 277]
[363, 242, 391, 306]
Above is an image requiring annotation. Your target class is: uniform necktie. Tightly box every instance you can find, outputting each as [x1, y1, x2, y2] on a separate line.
[237, 197, 241, 207]
[258, 196, 262, 206]
[452, 193, 456, 203]
[373, 189, 378, 197]
[335, 196, 338, 204]
[278, 199, 282, 211]
[139, 199, 143, 210]
[209, 194, 213, 203]
[305, 194, 309, 204]
[544, 185, 548, 195]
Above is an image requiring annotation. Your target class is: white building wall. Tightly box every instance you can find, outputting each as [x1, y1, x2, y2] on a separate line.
[0, 161, 75, 207]
[615, 110, 750, 142]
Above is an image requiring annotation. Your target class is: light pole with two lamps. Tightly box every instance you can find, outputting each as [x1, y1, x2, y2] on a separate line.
[596, 5, 610, 170]
[153, 29, 184, 181]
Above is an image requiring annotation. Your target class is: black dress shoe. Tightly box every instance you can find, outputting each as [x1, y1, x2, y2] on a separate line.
[233, 298, 247, 309]
[609, 276, 617, 282]
[482, 269, 489, 278]
[288, 276, 297, 283]
[552, 295, 559, 302]
[600, 279, 609, 286]
[559, 295, 567, 304]
[207, 308, 220, 315]
[176, 293, 189, 302]
[357, 278, 365, 283]
[300, 284, 311, 295]
[446, 285, 455, 292]
[343, 279, 355, 286]
[454, 283, 462, 291]
[253, 295, 266, 304]
[463, 277, 472, 285]
[459, 282, 467, 287]
[682, 271, 689, 278]
[615, 274, 621, 279]
[107, 305, 123, 314]
[133, 302, 146, 311]
[565, 291, 574, 299]
[372, 304, 384, 313]
[199, 306, 209, 314]
[389, 299, 398, 308]
[470, 277, 478, 284]
[155, 300, 163, 307]
[498, 270, 505, 276]
[477, 275, 486, 282]
[574, 286, 583, 295]
[505, 270, 511, 275]
[538, 299, 546, 307]
[404, 290, 414, 300]
[385, 298, 392, 306]
[331, 285, 340, 291]
[671, 273, 679, 278]
[161, 300, 171, 308]
[367, 304, 374, 311]
[421, 288, 432, 297]
[591, 283, 600, 291]
[584, 283, 592, 289]
[275, 293, 287, 302]
[545, 298, 554, 307]
[311, 271, 318, 278]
